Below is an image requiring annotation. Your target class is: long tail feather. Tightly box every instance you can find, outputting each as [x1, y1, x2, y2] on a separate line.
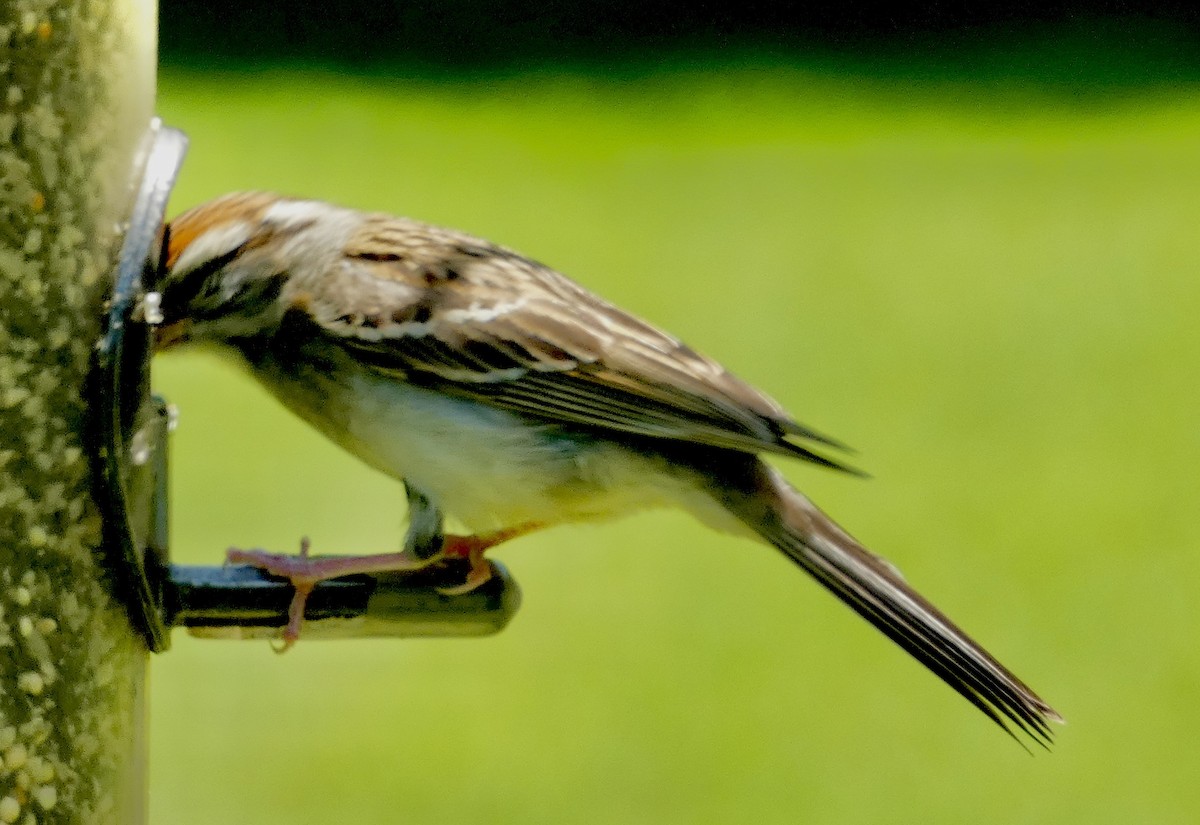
[716, 460, 1061, 745]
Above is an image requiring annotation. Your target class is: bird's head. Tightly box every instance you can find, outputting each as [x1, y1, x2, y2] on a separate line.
[152, 192, 337, 351]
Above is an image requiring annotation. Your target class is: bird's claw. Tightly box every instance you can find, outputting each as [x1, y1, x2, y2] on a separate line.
[435, 533, 503, 595]
[225, 538, 432, 651]
[224, 526, 526, 648]
[435, 557, 495, 596]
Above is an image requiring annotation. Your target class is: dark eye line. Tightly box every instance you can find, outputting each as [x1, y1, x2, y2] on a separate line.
[236, 271, 289, 313]
[168, 241, 248, 312]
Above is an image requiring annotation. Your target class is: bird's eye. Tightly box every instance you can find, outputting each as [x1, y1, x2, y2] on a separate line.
[235, 272, 288, 309]
[166, 244, 246, 318]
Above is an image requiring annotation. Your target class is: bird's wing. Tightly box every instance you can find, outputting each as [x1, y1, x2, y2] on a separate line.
[296, 214, 852, 469]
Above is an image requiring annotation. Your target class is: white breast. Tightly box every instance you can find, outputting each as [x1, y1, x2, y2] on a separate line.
[343, 374, 583, 529]
[248, 350, 748, 538]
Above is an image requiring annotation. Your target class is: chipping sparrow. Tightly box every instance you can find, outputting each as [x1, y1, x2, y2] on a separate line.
[153, 191, 1059, 742]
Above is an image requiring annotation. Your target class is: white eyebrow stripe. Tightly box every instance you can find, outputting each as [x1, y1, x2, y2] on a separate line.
[264, 199, 331, 228]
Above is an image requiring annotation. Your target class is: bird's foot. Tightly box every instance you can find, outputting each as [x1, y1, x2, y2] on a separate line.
[225, 537, 435, 653]
[434, 535, 496, 596]
[225, 523, 541, 650]
[435, 522, 543, 596]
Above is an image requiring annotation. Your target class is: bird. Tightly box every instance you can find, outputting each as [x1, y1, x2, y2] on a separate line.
[152, 191, 1060, 744]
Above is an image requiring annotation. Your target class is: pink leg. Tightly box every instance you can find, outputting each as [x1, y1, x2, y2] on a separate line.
[226, 524, 542, 650]
[226, 537, 434, 653]
[435, 522, 544, 596]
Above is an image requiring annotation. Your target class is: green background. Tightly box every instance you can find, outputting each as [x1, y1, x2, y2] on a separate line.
[151, 21, 1199, 825]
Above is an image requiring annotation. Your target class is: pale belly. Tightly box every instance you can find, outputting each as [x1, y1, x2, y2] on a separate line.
[250, 352, 740, 534]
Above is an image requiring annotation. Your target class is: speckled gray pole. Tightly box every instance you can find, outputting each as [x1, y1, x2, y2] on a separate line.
[1, 2, 156, 823]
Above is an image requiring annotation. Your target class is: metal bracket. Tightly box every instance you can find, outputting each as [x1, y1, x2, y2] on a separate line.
[92, 120, 188, 651]
[91, 120, 522, 652]
[166, 562, 520, 641]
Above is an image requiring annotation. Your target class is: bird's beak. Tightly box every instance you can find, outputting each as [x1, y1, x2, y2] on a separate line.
[153, 320, 191, 352]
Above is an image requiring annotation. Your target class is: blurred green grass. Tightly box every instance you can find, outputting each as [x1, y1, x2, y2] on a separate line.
[151, 63, 1200, 824]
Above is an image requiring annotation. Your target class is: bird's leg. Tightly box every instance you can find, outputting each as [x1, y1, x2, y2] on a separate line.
[224, 521, 542, 650]
[226, 537, 438, 652]
[436, 522, 543, 595]
[403, 482, 445, 561]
